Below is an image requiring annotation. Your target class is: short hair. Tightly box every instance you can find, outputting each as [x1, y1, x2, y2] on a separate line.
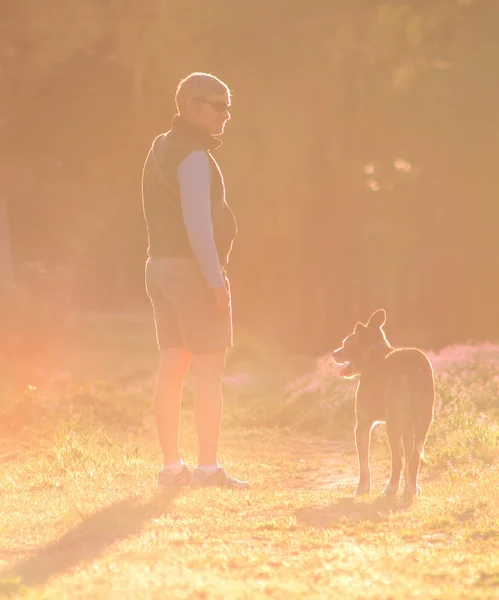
[175, 72, 230, 114]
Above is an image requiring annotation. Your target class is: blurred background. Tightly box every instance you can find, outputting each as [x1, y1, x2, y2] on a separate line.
[1, 0, 498, 361]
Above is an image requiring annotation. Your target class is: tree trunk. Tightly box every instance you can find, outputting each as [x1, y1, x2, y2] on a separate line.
[0, 198, 14, 287]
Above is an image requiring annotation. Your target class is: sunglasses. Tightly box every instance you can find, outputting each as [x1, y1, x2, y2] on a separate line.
[194, 98, 231, 113]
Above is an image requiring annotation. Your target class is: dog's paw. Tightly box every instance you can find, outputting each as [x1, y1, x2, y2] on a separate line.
[403, 484, 422, 499]
[382, 482, 400, 496]
[355, 481, 371, 497]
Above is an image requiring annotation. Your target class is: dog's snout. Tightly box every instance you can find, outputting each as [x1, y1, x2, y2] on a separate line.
[332, 347, 345, 364]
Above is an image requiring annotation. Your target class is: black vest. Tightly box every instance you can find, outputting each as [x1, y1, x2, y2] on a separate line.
[142, 116, 237, 266]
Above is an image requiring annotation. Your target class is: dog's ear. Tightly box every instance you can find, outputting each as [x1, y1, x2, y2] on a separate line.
[368, 309, 386, 329]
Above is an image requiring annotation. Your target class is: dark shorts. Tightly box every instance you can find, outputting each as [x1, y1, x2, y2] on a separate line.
[145, 256, 233, 353]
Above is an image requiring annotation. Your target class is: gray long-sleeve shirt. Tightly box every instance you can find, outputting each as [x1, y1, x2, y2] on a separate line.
[177, 150, 225, 289]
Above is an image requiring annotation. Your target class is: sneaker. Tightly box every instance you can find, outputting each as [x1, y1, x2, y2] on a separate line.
[157, 464, 192, 487]
[190, 467, 249, 489]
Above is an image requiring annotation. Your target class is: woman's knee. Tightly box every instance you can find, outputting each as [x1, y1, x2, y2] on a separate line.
[158, 347, 191, 380]
[191, 349, 227, 380]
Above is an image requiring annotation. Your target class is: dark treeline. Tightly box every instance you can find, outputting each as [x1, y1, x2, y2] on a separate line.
[1, 0, 498, 353]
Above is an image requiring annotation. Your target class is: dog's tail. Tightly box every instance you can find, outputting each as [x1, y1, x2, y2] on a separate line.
[414, 408, 432, 463]
[411, 366, 434, 464]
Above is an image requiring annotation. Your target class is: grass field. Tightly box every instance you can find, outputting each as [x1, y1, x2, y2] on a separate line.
[1, 312, 499, 599]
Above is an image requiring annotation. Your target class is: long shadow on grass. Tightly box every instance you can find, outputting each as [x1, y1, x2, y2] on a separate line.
[5, 489, 182, 588]
[296, 495, 410, 528]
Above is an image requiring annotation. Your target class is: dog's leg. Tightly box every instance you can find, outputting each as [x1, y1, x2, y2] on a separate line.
[382, 378, 408, 496]
[405, 416, 432, 498]
[402, 423, 414, 492]
[355, 419, 373, 496]
[405, 376, 434, 499]
[405, 439, 424, 499]
[383, 419, 403, 496]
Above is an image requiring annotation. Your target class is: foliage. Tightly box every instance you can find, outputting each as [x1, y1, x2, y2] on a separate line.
[1, 330, 499, 599]
[1, 0, 498, 351]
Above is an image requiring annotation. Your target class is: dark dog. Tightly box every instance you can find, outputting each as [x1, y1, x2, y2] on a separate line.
[332, 309, 434, 499]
